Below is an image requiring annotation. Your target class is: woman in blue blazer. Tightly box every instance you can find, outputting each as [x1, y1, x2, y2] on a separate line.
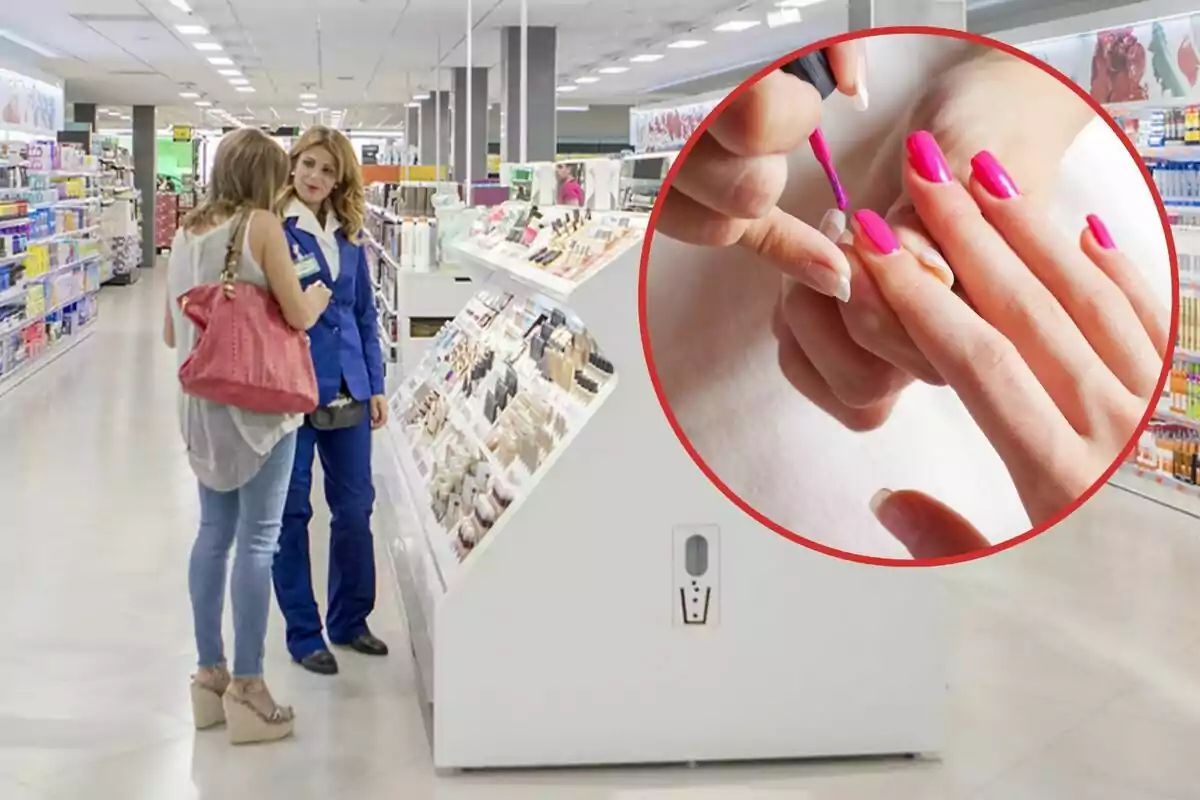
[274, 126, 388, 675]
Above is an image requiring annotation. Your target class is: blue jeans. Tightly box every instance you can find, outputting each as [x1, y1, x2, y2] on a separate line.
[189, 431, 297, 677]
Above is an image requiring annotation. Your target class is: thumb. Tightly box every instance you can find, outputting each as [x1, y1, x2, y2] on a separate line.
[869, 489, 992, 559]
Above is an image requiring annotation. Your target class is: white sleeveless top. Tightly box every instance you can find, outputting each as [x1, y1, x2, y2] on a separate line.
[167, 216, 302, 492]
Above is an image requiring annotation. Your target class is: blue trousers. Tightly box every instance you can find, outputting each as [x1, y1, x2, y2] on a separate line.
[191, 432, 297, 677]
[273, 416, 377, 661]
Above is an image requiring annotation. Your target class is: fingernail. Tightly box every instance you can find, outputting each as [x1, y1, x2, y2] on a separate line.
[796, 261, 851, 303]
[1087, 213, 1116, 250]
[869, 488, 892, 517]
[970, 150, 1020, 199]
[906, 131, 952, 184]
[854, 50, 869, 111]
[914, 246, 954, 287]
[819, 208, 846, 241]
[852, 209, 900, 255]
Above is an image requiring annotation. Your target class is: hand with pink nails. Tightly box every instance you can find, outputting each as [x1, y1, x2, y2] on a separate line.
[657, 41, 866, 303]
[773, 49, 1096, 433]
[847, 134, 1168, 559]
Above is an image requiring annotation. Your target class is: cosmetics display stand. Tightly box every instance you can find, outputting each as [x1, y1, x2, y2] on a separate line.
[376, 205, 948, 770]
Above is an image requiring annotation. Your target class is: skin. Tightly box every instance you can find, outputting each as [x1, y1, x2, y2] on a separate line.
[293, 145, 388, 429]
[848, 137, 1165, 557]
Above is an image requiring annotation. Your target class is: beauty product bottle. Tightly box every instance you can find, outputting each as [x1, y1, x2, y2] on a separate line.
[414, 217, 431, 272]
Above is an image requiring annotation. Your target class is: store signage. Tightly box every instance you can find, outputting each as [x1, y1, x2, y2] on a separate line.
[173, 125, 193, 142]
[0, 67, 64, 136]
[1024, 12, 1200, 105]
[629, 97, 722, 154]
[361, 144, 379, 165]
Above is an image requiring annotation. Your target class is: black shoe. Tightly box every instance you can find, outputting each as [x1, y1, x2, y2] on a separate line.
[344, 633, 389, 656]
[298, 649, 339, 675]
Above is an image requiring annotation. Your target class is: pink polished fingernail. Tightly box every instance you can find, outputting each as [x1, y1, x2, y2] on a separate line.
[970, 150, 1020, 199]
[1087, 214, 1116, 250]
[852, 209, 900, 255]
[906, 131, 953, 184]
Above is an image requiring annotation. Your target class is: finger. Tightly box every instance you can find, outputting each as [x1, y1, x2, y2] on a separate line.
[835, 229, 946, 386]
[849, 208, 1092, 515]
[780, 278, 913, 409]
[739, 206, 853, 300]
[1081, 215, 1170, 357]
[826, 40, 868, 110]
[964, 153, 1159, 398]
[656, 187, 749, 247]
[885, 201, 954, 288]
[870, 489, 992, 559]
[772, 298, 899, 432]
[903, 133, 1133, 437]
[708, 71, 822, 157]
[671, 132, 788, 219]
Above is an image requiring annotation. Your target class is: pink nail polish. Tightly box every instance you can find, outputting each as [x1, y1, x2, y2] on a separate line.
[970, 150, 1020, 199]
[852, 209, 900, 255]
[906, 131, 952, 184]
[1087, 214, 1116, 250]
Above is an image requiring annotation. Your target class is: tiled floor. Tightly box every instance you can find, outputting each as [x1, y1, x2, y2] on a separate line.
[1, 271, 1199, 798]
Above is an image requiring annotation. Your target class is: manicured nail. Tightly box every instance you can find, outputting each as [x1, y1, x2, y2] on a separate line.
[796, 261, 851, 303]
[854, 50, 869, 111]
[971, 150, 1020, 199]
[906, 131, 953, 184]
[914, 246, 954, 287]
[1087, 213, 1116, 250]
[819, 208, 846, 241]
[869, 488, 892, 516]
[852, 209, 900, 255]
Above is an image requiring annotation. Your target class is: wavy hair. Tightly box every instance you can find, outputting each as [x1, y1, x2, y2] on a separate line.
[184, 128, 289, 232]
[277, 125, 366, 243]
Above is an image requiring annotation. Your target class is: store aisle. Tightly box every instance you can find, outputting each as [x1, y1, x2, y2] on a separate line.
[2, 272, 1200, 799]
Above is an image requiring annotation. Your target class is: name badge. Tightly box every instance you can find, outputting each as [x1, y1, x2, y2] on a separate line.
[294, 254, 321, 279]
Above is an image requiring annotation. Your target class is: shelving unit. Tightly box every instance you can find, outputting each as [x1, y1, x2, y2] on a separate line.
[375, 203, 946, 769]
[96, 142, 141, 285]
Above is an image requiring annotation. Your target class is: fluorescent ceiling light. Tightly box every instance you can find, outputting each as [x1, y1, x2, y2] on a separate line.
[194, 100, 212, 107]
[405, 102, 420, 108]
[217, 69, 241, 76]
[413, 93, 429, 100]
[119, 115, 131, 121]
[236, 86, 255, 93]
[574, 76, 600, 84]
[630, 54, 663, 63]
[0, 29, 59, 58]
[179, 91, 200, 98]
[597, 67, 628, 74]
[194, 42, 222, 51]
[228, 78, 249, 85]
[299, 93, 317, 100]
[207, 57, 234, 66]
[556, 85, 578, 92]
[767, 8, 802, 26]
[167, 0, 193, 12]
[175, 25, 208, 35]
[668, 40, 707, 49]
[777, 0, 827, 6]
[557, 106, 589, 112]
[714, 20, 761, 32]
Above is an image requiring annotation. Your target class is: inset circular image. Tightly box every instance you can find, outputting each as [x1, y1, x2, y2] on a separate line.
[642, 28, 1176, 565]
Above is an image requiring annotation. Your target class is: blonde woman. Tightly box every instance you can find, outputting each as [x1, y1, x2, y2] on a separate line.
[164, 128, 332, 742]
[272, 126, 389, 675]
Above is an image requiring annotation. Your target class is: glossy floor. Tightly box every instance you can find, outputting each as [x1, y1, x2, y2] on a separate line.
[0, 273, 1198, 799]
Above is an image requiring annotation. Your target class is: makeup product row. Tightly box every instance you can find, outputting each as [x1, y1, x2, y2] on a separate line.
[1135, 424, 1200, 486]
[1178, 289, 1200, 353]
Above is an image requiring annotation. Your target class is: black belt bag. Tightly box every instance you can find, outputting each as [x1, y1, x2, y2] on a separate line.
[308, 389, 367, 431]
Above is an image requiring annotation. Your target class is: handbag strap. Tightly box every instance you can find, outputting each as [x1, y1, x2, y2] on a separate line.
[219, 210, 251, 285]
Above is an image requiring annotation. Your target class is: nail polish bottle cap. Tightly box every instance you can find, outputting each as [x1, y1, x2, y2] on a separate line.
[781, 49, 836, 100]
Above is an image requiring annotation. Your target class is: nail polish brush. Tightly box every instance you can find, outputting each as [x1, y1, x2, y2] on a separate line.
[781, 50, 848, 211]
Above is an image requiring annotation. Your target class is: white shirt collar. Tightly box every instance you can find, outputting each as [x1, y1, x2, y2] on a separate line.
[284, 198, 340, 242]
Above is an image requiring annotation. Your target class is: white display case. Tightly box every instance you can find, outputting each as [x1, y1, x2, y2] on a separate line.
[376, 206, 948, 770]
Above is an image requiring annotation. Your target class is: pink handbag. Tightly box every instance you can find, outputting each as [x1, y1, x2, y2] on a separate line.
[177, 212, 318, 414]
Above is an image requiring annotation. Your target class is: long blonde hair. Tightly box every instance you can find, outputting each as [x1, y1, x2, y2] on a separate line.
[277, 126, 365, 243]
[184, 128, 289, 232]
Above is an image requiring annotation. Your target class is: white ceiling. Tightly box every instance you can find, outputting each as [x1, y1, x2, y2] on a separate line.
[0, 0, 849, 131]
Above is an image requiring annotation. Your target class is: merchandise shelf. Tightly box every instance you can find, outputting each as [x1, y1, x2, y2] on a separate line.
[1111, 463, 1200, 518]
[375, 208, 946, 770]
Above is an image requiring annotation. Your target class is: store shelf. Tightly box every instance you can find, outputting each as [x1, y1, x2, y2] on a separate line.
[1155, 408, 1200, 429]
[1110, 462, 1200, 518]
[367, 202, 402, 224]
[27, 225, 101, 246]
[0, 289, 96, 337]
[366, 233, 400, 271]
[1141, 145, 1200, 158]
[0, 323, 95, 400]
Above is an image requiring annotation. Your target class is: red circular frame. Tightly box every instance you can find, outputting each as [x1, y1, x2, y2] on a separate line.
[637, 25, 1181, 568]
